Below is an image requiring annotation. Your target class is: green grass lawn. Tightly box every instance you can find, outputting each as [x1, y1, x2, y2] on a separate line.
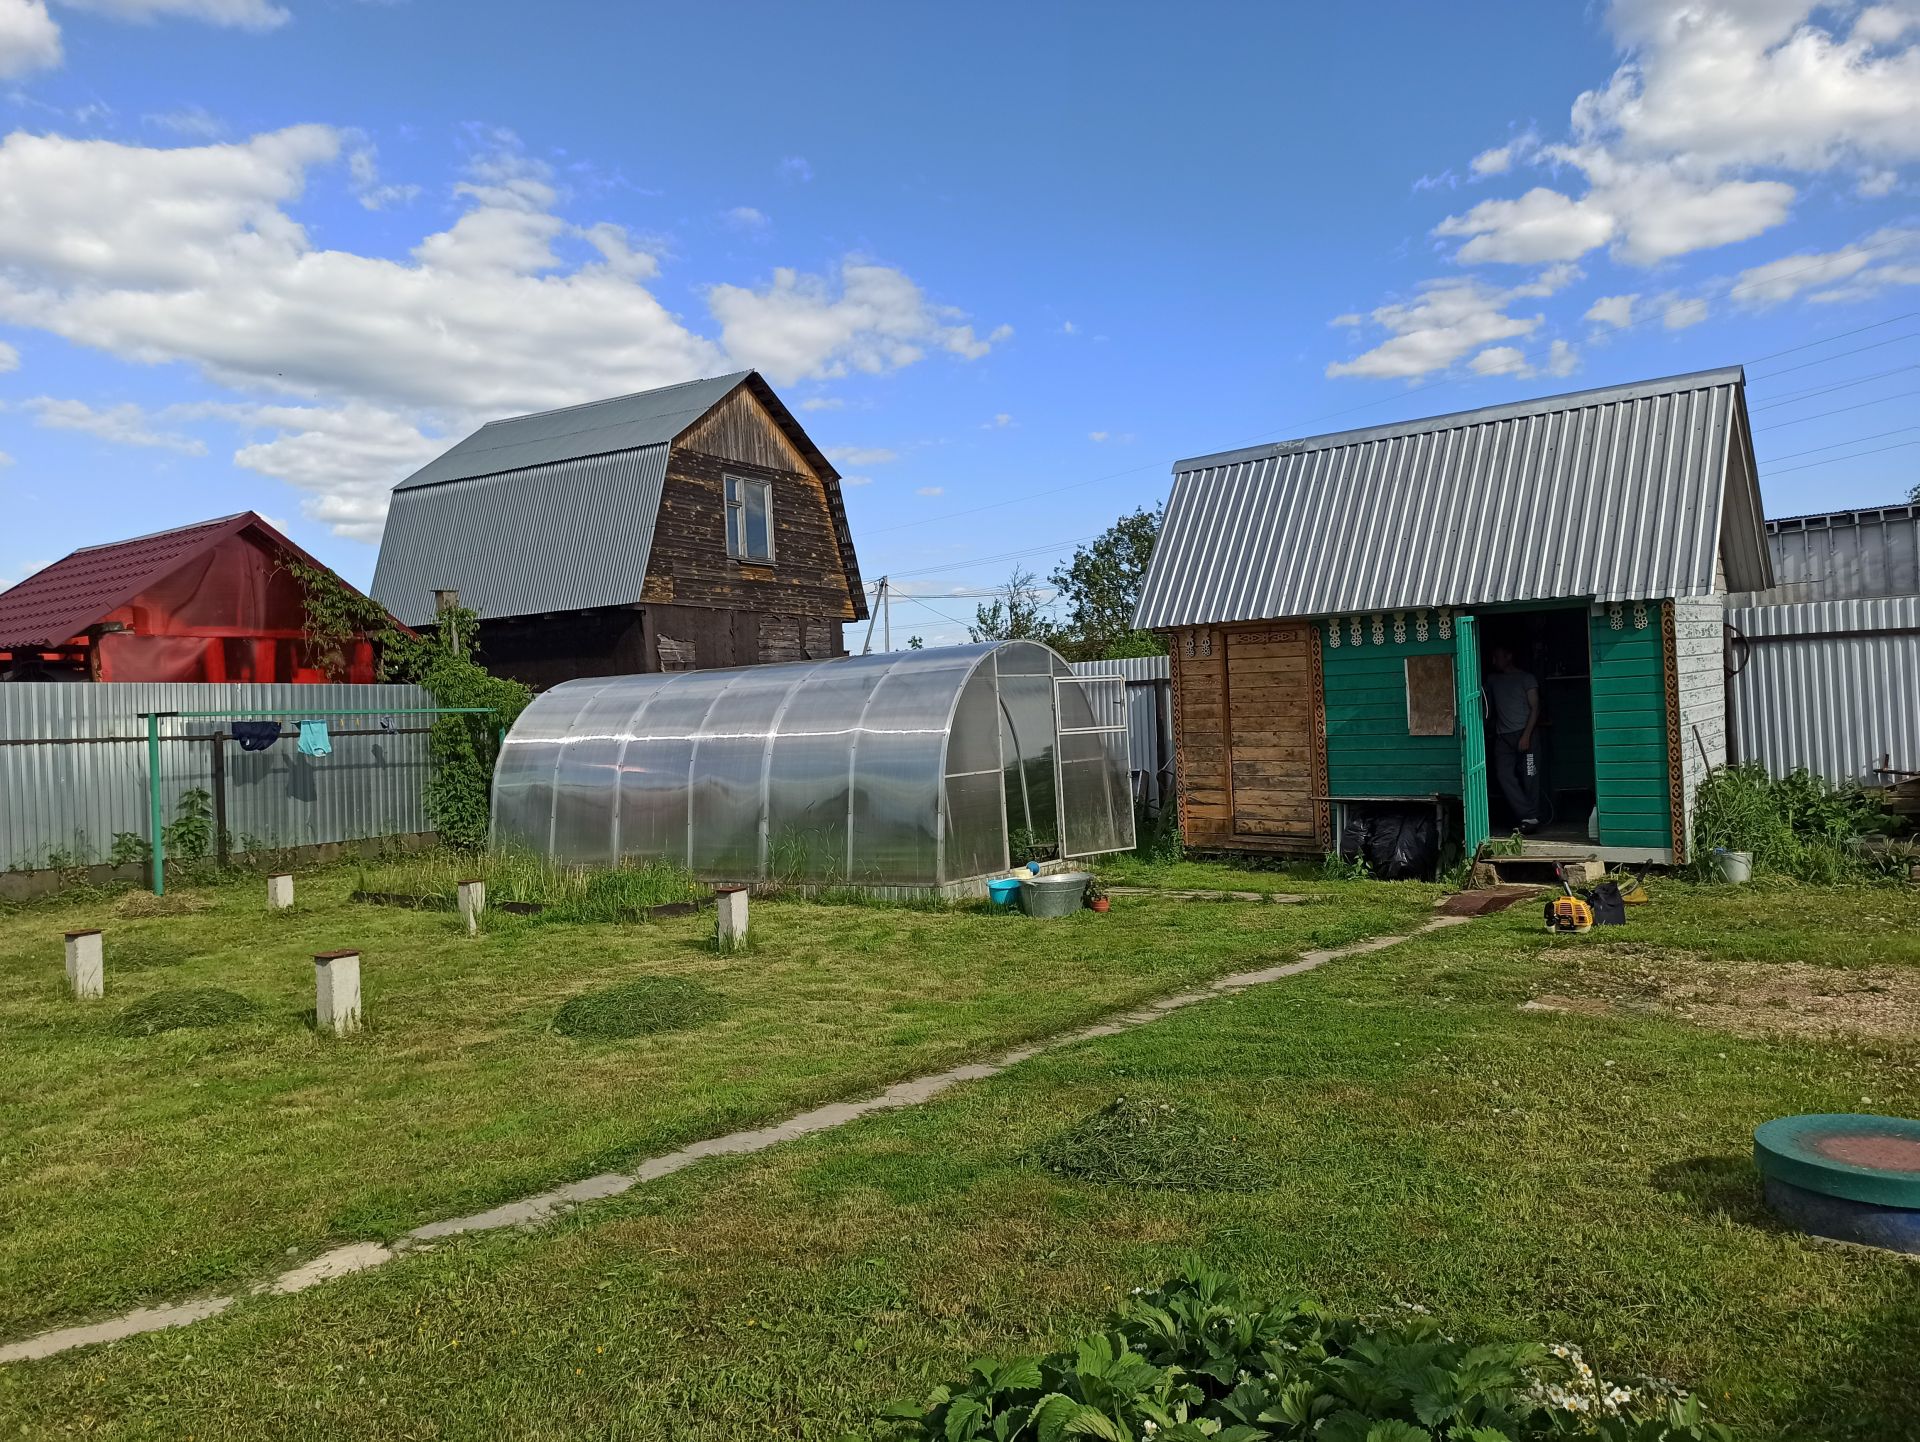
[2, 871, 1916, 1441]
[0, 861, 1432, 1339]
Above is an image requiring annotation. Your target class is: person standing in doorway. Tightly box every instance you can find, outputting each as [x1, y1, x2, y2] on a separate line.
[1485, 643, 1542, 831]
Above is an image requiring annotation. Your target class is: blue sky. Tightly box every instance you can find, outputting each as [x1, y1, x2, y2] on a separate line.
[1, 0, 1917, 645]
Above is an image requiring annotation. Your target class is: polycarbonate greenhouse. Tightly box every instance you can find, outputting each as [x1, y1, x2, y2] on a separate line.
[490, 640, 1135, 890]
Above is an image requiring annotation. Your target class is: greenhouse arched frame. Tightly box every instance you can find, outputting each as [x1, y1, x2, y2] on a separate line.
[490, 640, 1135, 891]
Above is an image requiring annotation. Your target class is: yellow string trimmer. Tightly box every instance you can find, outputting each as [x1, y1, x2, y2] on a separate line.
[1544, 865, 1594, 934]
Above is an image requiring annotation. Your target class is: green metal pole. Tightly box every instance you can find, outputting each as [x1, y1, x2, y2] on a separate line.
[146, 713, 165, 896]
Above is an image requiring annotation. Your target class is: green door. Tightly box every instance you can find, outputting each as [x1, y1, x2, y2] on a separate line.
[1455, 614, 1490, 857]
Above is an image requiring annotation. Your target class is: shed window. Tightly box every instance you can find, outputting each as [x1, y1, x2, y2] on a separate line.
[725, 475, 774, 562]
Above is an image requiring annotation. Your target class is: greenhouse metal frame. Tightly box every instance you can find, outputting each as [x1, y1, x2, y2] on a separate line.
[491, 640, 1134, 891]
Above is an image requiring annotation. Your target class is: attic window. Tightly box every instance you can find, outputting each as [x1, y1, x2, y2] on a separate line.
[725, 475, 774, 563]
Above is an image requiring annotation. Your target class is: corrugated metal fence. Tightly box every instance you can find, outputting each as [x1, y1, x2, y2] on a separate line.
[1728, 596, 1920, 785]
[0, 683, 435, 871]
[1070, 656, 1172, 807]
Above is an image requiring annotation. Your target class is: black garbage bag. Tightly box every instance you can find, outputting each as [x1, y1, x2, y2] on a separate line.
[1589, 880, 1627, 926]
[1362, 807, 1439, 881]
[1338, 811, 1378, 865]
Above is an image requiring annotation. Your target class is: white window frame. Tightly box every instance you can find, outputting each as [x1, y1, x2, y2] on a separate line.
[724, 474, 775, 563]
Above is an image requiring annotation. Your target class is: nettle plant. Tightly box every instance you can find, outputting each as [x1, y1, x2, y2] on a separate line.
[887, 1272, 1728, 1442]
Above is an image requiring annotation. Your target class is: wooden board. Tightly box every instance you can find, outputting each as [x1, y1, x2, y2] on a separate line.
[1405, 653, 1458, 737]
[1225, 626, 1320, 847]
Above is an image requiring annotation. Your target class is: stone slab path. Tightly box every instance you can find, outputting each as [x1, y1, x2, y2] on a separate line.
[0, 914, 1470, 1367]
[1103, 886, 1307, 903]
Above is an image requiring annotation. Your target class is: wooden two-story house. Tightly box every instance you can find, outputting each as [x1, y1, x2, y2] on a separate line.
[370, 372, 867, 689]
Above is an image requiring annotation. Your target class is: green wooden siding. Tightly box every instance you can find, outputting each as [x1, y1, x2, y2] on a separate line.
[1588, 603, 1674, 848]
[1321, 625, 1460, 797]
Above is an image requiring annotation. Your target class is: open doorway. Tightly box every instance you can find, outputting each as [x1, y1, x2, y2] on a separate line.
[1478, 607, 1595, 844]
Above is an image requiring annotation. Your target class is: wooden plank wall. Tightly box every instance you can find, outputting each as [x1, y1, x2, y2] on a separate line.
[1168, 623, 1324, 853]
[1588, 600, 1675, 850]
[647, 384, 856, 668]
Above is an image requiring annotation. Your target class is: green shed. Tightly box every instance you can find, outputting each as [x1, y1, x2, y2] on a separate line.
[1135, 368, 1774, 865]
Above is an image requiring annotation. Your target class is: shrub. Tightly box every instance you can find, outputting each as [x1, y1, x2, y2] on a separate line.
[550, 977, 723, 1040]
[1024, 1095, 1266, 1193]
[1691, 764, 1894, 883]
[117, 987, 259, 1036]
[887, 1271, 1729, 1441]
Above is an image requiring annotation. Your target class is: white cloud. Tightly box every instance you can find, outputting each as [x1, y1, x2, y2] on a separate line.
[0, 0, 60, 79]
[1059, 320, 1077, 335]
[838, 473, 872, 486]
[1733, 227, 1920, 306]
[61, 0, 288, 28]
[0, 126, 996, 537]
[983, 412, 1014, 429]
[1088, 430, 1109, 442]
[710, 261, 1008, 384]
[1435, 2, 1920, 271]
[1857, 168, 1899, 197]
[1435, 186, 1617, 264]
[145, 105, 223, 139]
[0, 449, 13, 467]
[1546, 339, 1579, 376]
[1662, 296, 1709, 329]
[1469, 345, 1531, 377]
[778, 155, 811, 183]
[722, 205, 769, 230]
[347, 144, 419, 210]
[915, 485, 943, 496]
[797, 396, 844, 412]
[27, 396, 205, 454]
[1330, 312, 1364, 327]
[825, 445, 897, 467]
[0, 339, 17, 371]
[1325, 268, 1574, 381]
[1584, 293, 1637, 328]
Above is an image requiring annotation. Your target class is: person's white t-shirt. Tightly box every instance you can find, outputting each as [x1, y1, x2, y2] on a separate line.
[1485, 668, 1537, 736]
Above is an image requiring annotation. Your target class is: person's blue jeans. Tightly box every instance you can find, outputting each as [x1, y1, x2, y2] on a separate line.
[1493, 730, 1543, 825]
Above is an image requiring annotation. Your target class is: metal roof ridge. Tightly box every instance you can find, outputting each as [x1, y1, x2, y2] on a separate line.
[470, 371, 753, 433]
[67, 512, 253, 554]
[1170, 365, 1747, 474]
[394, 439, 671, 495]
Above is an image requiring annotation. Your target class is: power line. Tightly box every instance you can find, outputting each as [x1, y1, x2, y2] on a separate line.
[1753, 387, 1920, 431]
[1759, 424, 1920, 465]
[1750, 362, 1920, 410]
[1747, 329, 1920, 381]
[1764, 438, 1920, 477]
[1741, 309, 1920, 365]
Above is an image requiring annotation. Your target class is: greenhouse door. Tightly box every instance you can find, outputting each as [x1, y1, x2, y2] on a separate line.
[1455, 614, 1490, 857]
[1054, 674, 1135, 858]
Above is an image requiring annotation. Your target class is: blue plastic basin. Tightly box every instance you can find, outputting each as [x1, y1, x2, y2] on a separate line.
[985, 878, 1022, 910]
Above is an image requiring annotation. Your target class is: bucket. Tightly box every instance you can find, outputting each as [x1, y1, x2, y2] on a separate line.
[985, 877, 1022, 911]
[1714, 849, 1753, 884]
[1019, 871, 1091, 918]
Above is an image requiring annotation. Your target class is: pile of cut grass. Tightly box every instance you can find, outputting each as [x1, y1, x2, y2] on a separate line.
[550, 976, 724, 1040]
[117, 986, 259, 1036]
[1024, 1092, 1266, 1192]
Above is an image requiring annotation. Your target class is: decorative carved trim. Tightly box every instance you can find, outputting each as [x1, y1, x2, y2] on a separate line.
[1370, 614, 1386, 645]
[1633, 601, 1650, 631]
[1327, 616, 1342, 648]
[1392, 611, 1407, 643]
[1608, 602, 1625, 631]
[1311, 635, 1331, 849]
[1659, 600, 1688, 864]
[1415, 609, 1430, 642]
[1437, 607, 1453, 640]
[1349, 616, 1363, 647]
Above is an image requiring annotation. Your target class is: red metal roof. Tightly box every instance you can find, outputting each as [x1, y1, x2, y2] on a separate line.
[0, 512, 347, 649]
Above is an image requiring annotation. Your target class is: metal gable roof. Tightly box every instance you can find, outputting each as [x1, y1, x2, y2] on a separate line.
[394, 372, 753, 492]
[1134, 367, 1772, 630]
[0, 512, 365, 651]
[369, 371, 867, 627]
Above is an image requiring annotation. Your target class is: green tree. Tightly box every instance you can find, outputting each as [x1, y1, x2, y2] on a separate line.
[1908, 478, 1919, 504]
[1048, 505, 1165, 660]
[967, 566, 1063, 646]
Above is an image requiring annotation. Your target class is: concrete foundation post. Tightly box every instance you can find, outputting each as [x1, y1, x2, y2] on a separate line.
[267, 874, 294, 910]
[64, 930, 104, 999]
[715, 886, 749, 951]
[457, 879, 486, 936]
[313, 950, 362, 1036]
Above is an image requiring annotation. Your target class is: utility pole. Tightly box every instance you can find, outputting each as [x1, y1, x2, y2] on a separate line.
[883, 577, 892, 652]
[861, 577, 888, 655]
